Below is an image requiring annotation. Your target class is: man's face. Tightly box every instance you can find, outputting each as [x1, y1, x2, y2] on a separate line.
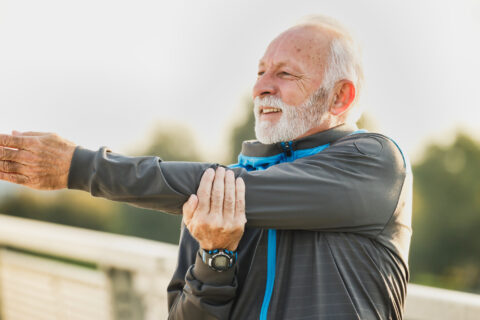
[253, 26, 332, 143]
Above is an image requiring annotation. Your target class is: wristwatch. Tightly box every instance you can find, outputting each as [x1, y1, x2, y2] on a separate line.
[200, 248, 237, 272]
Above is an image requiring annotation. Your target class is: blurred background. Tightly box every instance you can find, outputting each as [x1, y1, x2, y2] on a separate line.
[0, 0, 479, 319]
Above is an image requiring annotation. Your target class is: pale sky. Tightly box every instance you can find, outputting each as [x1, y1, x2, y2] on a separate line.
[1, 0, 479, 163]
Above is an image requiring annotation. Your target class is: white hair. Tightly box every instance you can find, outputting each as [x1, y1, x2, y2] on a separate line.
[296, 15, 364, 123]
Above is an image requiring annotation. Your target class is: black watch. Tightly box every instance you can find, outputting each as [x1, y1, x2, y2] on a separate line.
[200, 248, 237, 272]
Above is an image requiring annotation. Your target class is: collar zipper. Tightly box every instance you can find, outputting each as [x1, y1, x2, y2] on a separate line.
[280, 141, 294, 159]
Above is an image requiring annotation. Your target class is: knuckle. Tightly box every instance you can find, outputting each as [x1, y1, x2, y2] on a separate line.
[0, 136, 9, 147]
[2, 161, 14, 172]
[211, 192, 222, 202]
[236, 198, 245, 208]
[197, 220, 209, 230]
[211, 219, 224, 230]
[224, 197, 234, 208]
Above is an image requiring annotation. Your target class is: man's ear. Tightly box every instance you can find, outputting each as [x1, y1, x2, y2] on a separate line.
[329, 80, 355, 116]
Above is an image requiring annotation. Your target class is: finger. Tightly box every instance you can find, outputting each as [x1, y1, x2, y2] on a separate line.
[0, 147, 33, 165]
[196, 168, 215, 214]
[235, 177, 246, 222]
[223, 170, 235, 219]
[0, 134, 34, 150]
[0, 171, 29, 185]
[12, 131, 47, 137]
[210, 167, 226, 215]
[0, 160, 27, 174]
[182, 194, 198, 226]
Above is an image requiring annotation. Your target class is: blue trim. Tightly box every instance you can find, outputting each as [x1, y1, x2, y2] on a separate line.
[233, 143, 332, 171]
[387, 138, 411, 173]
[260, 229, 276, 320]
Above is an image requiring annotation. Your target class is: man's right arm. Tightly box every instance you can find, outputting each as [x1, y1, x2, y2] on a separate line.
[67, 134, 408, 240]
[0, 131, 409, 241]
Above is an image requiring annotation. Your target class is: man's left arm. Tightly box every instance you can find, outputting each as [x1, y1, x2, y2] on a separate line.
[168, 167, 246, 320]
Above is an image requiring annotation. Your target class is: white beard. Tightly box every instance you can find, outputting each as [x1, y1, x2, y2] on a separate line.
[254, 87, 330, 144]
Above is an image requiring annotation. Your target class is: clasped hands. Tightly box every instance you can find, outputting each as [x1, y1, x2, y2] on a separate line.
[183, 167, 247, 252]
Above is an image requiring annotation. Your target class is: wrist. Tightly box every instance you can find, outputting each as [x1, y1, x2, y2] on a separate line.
[191, 251, 236, 286]
[200, 248, 237, 272]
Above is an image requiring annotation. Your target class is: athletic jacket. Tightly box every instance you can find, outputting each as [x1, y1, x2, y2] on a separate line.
[68, 124, 412, 319]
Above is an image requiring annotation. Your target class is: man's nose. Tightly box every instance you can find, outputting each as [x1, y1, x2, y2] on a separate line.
[253, 74, 277, 99]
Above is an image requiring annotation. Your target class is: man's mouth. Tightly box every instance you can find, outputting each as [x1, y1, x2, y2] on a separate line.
[260, 107, 282, 114]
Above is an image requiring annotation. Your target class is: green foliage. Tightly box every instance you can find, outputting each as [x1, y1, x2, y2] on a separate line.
[136, 122, 202, 161]
[410, 133, 480, 293]
[356, 113, 378, 132]
[0, 123, 199, 244]
[227, 97, 256, 164]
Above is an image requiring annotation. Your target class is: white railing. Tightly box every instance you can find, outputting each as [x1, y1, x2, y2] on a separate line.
[0, 214, 178, 320]
[0, 214, 479, 320]
[404, 284, 480, 320]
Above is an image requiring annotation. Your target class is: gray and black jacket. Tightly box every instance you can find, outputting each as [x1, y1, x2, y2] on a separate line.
[68, 124, 412, 319]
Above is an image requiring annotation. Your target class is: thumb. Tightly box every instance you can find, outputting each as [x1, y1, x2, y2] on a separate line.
[182, 194, 198, 225]
[12, 130, 21, 136]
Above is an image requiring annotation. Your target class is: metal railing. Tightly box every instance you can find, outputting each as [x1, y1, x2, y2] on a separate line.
[0, 214, 478, 320]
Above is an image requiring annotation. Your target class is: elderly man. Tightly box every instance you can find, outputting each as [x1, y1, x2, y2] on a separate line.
[0, 16, 411, 319]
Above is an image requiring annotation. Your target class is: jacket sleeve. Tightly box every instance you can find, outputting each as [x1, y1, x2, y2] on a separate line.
[167, 226, 237, 320]
[68, 134, 407, 237]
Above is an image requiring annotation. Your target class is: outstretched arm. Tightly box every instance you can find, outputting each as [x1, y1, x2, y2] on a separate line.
[0, 131, 409, 239]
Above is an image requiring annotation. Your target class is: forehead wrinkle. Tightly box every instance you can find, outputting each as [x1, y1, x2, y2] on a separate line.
[261, 26, 330, 75]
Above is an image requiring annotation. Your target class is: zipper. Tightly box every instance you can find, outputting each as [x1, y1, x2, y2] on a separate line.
[280, 141, 294, 159]
[260, 229, 276, 320]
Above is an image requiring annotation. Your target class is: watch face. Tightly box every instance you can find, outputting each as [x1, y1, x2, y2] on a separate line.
[212, 255, 230, 270]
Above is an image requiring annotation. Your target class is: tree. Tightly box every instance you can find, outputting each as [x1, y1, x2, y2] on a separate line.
[0, 122, 201, 244]
[227, 97, 256, 164]
[410, 133, 480, 293]
[138, 122, 202, 162]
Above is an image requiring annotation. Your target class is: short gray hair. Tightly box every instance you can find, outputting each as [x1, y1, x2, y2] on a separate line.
[296, 15, 364, 123]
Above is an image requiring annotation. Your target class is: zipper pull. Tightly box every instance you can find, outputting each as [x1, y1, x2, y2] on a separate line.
[280, 141, 293, 157]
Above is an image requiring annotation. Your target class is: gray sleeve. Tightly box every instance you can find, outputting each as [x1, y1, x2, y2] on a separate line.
[68, 134, 406, 236]
[167, 227, 237, 320]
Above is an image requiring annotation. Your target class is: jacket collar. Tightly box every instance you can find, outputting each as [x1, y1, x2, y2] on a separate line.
[240, 123, 359, 157]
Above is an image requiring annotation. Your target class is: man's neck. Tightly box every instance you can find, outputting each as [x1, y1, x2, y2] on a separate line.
[294, 121, 344, 141]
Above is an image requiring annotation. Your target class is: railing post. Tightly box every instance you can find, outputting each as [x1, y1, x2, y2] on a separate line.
[108, 269, 144, 320]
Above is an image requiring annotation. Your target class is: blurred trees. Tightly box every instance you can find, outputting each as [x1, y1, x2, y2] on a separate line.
[0, 122, 200, 244]
[227, 97, 256, 164]
[410, 133, 480, 293]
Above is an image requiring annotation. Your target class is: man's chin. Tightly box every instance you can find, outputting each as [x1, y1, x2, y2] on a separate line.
[255, 128, 284, 144]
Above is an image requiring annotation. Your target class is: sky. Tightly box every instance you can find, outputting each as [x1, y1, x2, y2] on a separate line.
[0, 0, 479, 164]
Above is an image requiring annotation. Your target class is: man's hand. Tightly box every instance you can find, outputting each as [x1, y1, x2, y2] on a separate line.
[0, 131, 76, 190]
[183, 167, 246, 252]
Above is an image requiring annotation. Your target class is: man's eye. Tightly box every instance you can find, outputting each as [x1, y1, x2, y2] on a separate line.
[257, 71, 265, 77]
[279, 71, 293, 77]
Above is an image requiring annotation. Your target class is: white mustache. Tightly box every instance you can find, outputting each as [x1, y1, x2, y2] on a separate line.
[253, 96, 295, 116]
